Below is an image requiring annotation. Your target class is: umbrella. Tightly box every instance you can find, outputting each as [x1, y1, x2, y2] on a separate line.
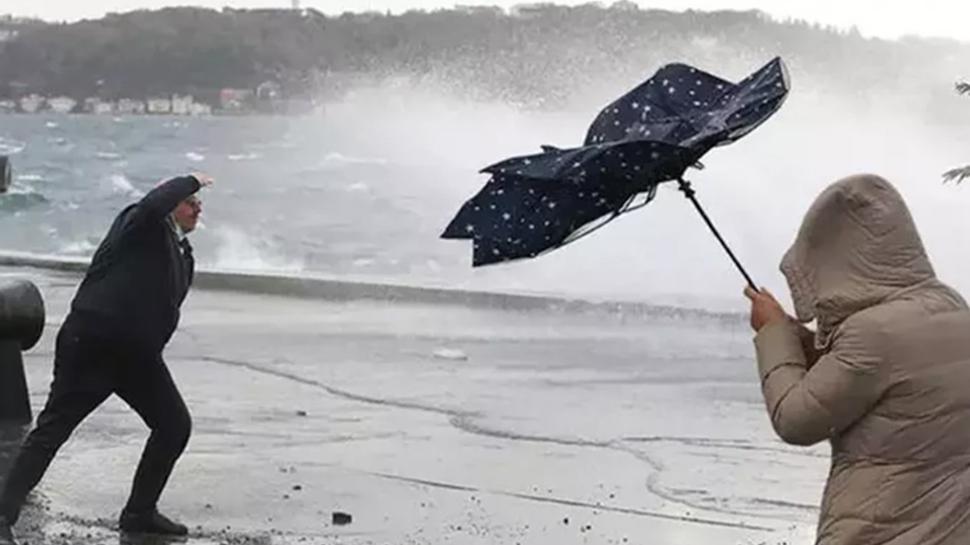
[441, 56, 790, 289]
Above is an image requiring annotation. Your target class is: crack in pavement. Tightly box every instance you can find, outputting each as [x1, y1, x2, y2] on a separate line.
[197, 355, 800, 533]
[368, 471, 775, 531]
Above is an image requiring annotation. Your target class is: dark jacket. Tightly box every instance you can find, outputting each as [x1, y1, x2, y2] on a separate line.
[70, 175, 201, 353]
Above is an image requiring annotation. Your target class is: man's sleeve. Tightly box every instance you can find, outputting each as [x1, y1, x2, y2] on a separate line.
[124, 175, 201, 230]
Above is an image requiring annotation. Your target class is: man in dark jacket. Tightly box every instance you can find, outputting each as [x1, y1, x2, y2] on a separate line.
[0, 173, 212, 544]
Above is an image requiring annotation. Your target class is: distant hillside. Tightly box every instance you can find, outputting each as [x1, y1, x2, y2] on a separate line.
[0, 4, 967, 111]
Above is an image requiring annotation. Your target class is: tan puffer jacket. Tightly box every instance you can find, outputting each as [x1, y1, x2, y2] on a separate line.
[753, 174, 970, 544]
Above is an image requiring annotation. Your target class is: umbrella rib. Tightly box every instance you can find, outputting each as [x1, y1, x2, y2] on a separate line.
[677, 178, 757, 290]
[557, 207, 625, 248]
[556, 184, 658, 250]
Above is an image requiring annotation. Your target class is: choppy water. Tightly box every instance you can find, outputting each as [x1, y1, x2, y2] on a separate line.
[2, 82, 970, 311]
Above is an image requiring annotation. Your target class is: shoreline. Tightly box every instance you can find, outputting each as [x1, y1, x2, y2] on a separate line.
[0, 250, 747, 322]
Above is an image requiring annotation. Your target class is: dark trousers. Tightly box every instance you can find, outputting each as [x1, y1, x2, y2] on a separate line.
[0, 314, 191, 524]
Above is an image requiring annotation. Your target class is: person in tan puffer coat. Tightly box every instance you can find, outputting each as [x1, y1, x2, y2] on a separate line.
[744, 173, 970, 545]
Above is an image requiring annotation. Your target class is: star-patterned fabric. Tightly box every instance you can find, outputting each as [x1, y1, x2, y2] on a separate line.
[442, 57, 790, 266]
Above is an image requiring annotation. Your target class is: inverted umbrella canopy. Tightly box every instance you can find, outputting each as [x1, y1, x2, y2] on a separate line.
[442, 57, 790, 287]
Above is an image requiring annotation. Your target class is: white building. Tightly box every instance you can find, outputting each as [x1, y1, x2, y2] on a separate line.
[509, 3, 557, 18]
[83, 98, 114, 115]
[171, 94, 194, 115]
[93, 102, 114, 115]
[189, 102, 212, 116]
[146, 97, 172, 114]
[18, 94, 44, 113]
[116, 98, 146, 114]
[47, 96, 77, 114]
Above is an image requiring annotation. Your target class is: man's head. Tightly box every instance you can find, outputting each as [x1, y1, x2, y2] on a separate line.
[172, 194, 202, 233]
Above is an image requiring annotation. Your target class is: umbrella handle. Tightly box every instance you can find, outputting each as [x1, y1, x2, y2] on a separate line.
[677, 178, 758, 291]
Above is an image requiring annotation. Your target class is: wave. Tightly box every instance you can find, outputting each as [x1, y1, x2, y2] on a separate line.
[0, 250, 746, 322]
[6, 181, 38, 194]
[109, 173, 144, 197]
[0, 192, 48, 211]
[210, 226, 305, 273]
[0, 138, 26, 155]
[58, 239, 99, 255]
[185, 151, 205, 162]
[16, 174, 45, 182]
[95, 151, 123, 160]
[321, 152, 387, 166]
[227, 152, 261, 161]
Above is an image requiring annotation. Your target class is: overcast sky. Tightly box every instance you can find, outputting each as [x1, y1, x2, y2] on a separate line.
[3, 1, 969, 42]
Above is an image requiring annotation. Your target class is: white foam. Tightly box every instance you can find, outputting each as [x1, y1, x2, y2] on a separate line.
[109, 174, 144, 198]
[186, 152, 206, 162]
[211, 226, 304, 273]
[17, 174, 44, 182]
[346, 182, 369, 192]
[432, 347, 468, 361]
[5, 182, 36, 195]
[0, 138, 26, 155]
[96, 151, 122, 160]
[59, 239, 98, 255]
[228, 152, 261, 161]
[45, 121, 59, 128]
[321, 152, 387, 167]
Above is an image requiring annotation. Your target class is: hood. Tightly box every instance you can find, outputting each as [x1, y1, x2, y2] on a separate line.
[780, 174, 935, 348]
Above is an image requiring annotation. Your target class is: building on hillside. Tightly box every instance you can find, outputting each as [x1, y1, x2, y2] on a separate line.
[171, 94, 194, 115]
[18, 94, 44, 113]
[509, 3, 558, 18]
[47, 96, 77, 114]
[84, 98, 115, 115]
[146, 97, 172, 114]
[116, 98, 147, 114]
[219, 88, 254, 112]
[455, 5, 504, 15]
[189, 102, 212, 116]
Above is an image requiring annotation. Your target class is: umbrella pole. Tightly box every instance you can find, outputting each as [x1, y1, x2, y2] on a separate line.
[677, 178, 757, 291]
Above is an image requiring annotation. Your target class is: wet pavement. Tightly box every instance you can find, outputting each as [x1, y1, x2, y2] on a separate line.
[0, 265, 823, 544]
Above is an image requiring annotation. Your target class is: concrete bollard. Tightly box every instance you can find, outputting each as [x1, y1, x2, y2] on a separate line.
[0, 155, 9, 194]
[0, 280, 45, 425]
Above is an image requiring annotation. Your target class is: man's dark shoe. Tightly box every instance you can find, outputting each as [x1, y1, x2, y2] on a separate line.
[119, 510, 188, 536]
[0, 516, 17, 545]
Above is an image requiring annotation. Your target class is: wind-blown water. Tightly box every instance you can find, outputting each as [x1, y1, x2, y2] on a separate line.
[2, 79, 969, 311]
